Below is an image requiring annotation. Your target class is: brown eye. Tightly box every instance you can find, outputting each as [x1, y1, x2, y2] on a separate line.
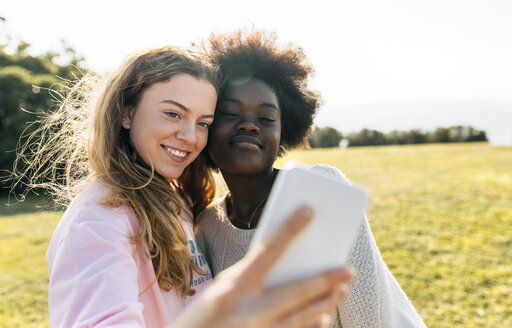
[259, 117, 276, 122]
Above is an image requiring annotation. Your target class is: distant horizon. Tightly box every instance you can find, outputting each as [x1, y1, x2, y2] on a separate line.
[316, 101, 512, 145]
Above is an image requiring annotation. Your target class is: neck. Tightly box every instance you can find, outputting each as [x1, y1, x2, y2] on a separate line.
[221, 168, 277, 229]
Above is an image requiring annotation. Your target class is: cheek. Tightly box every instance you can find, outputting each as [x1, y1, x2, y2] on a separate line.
[208, 124, 227, 146]
[128, 118, 166, 162]
[271, 126, 282, 146]
[131, 122, 158, 148]
[206, 132, 222, 162]
[129, 126, 144, 151]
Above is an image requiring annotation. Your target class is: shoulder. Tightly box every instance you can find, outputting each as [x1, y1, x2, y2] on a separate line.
[194, 194, 231, 243]
[310, 164, 352, 185]
[196, 194, 229, 226]
[67, 183, 135, 228]
[48, 183, 138, 261]
[194, 195, 228, 263]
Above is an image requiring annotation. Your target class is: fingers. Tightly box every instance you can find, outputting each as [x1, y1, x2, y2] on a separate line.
[302, 313, 332, 328]
[261, 266, 354, 323]
[272, 285, 344, 328]
[243, 206, 314, 279]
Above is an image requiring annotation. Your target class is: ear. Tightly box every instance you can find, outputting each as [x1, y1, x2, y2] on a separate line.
[121, 106, 134, 129]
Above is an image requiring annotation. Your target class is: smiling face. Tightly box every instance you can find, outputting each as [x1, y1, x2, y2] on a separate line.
[207, 79, 281, 175]
[122, 73, 217, 182]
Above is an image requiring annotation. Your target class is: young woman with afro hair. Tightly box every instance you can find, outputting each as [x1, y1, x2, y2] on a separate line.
[195, 30, 426, 328]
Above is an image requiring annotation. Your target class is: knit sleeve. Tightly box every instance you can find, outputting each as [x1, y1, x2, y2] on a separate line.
[311, 164, 426, 328]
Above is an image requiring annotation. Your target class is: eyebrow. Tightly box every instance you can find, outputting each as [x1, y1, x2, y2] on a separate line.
[160, 99, 214, 118]
[222, 97, 279, 110]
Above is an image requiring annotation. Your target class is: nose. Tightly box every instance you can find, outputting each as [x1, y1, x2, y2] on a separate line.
[236, 118, 260, 134]
[176, 122, 197, 144]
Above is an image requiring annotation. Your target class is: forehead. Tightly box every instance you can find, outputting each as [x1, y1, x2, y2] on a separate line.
[222, 79, 278, 106]
[143, 73, 210, 98]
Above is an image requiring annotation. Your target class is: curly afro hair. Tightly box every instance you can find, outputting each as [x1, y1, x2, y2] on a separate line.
[206, 29, 322, 151]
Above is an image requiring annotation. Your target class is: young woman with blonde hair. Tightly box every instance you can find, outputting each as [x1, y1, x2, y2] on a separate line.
[12, 45, 353, 327]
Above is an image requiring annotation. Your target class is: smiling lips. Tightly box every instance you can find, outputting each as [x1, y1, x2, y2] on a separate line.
[230, 135, 262, 151]
[162, 145, 190, 162]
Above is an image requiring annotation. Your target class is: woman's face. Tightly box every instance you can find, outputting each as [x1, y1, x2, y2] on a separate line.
[122, 73, 217, 181]
[208, 79, 281, 175]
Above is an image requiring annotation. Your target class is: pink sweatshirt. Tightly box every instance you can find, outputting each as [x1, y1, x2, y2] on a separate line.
[46, 183, 212, 327]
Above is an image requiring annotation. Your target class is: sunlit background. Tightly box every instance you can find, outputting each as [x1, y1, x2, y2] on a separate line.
[2, 2, 512, 327]
[2, 0, 511, 144]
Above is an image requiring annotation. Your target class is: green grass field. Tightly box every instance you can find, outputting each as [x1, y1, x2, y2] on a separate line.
[1, 142, 511, 327]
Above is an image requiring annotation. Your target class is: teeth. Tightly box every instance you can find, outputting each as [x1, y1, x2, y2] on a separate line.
[165, 147, 187, 158]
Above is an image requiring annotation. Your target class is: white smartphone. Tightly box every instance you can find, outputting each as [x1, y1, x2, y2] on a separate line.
[249, 161, 370, 289]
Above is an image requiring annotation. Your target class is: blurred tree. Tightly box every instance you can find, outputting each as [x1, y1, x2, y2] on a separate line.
[445, 126, 488, 142]
[464, 127, 487, 142]
[345, 126, 486, 147]
[308, 126, 343, 148]
[346, 129, 388, 146]
[386, 129, 427, 145]
[403, 129, 427, 144]
[0, 26, 87, 193]
[429, 127, 451, 143]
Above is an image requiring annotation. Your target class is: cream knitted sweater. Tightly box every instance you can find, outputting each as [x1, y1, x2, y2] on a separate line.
[195, 164, 426, 327]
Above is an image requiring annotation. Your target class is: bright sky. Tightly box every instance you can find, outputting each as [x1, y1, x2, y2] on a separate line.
[2, 0, 511, 144]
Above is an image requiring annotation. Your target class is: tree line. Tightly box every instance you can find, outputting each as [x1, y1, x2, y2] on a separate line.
[308, 125, 488, 148]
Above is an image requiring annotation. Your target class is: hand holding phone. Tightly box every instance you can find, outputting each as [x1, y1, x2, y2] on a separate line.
[249, 161, 369, 289]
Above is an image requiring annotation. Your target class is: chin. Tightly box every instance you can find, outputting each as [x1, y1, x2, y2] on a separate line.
[228, 163, 266, 175]
[157, 169, 186, 182]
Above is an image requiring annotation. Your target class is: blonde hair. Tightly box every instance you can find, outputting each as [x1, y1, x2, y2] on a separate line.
[11, 46, 220, 296]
